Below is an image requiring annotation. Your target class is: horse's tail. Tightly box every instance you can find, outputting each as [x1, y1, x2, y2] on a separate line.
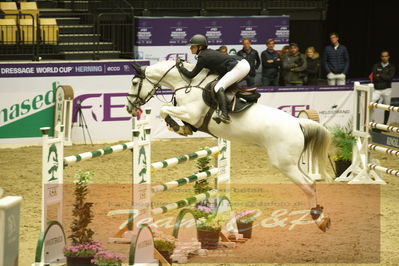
[299, 119, 333, 182]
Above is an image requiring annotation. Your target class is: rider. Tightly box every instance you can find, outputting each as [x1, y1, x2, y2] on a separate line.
[176, 34, 250, 124]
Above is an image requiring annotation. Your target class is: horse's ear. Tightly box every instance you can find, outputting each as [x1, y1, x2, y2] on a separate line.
[131, 63, 144, 77]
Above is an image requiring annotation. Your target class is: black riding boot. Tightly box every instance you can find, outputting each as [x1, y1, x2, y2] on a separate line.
[213, 88, 231, 124]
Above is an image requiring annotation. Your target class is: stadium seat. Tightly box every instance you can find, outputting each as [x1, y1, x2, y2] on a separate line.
[0, 2, 18, 19]
[40, 18, 58, 44]
[0, 18, 17, 44]
[20, 2, 39, 24]
[19, 18, 36, 44]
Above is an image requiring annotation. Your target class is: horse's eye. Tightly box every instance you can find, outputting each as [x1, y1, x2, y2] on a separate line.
[132, 80, 138, 85]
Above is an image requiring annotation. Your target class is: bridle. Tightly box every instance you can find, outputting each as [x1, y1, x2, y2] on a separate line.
[127, 64, 176, 110]
[127, 62, 213, 110]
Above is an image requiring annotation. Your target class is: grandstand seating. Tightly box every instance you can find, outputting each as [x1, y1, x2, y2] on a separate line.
[0, 18, 17, 44]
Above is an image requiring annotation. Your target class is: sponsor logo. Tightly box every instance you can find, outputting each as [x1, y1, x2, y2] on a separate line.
[73, 93, 131, 122]
[166, 53, 187, 61]
[0, 82, 57, 126]
[278, 104, 310, 117]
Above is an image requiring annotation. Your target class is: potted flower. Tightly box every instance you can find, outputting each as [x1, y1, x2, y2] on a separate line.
[64, 170, 98, 266]
[330, 124, 355, 177]
[192, 205, 222, 250]
[64, 242, 102, 266]
[235, 210, 257, 238]
[91, 251, 125, 266]
[154, 239, 176, 264]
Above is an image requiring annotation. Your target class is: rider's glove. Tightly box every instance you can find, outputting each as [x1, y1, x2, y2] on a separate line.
[176, 58, 183, 68]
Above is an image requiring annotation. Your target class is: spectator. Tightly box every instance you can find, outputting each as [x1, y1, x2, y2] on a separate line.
[280, 45, 290, 58]
[279, 45, 290, 85]
[322, 32, 350, 85]
[305, 46, 321, 85]
[261, 38, 280, 86]
[217, 45, 228, 54]
[237, 38, 260, 86]
[282, 43, 307, 86]
[371, 50, 396, 124]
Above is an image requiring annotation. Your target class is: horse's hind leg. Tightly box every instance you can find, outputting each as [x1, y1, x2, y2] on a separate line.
[269, 148, 331, 232]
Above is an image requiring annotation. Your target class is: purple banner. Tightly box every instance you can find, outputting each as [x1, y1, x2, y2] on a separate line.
[136, 16, 289, 46]
[0, 61, 149, 78]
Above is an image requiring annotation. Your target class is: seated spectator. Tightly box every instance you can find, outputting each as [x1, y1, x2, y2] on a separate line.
[282, 43, 307, 86]
[322, 32, 350, 85]
[279, 45, 290, 85]
[261, 38, 280, 86]
[217, 45, 228, 54]
[237, 38, 260, 87]
[305, 46, 321, 85]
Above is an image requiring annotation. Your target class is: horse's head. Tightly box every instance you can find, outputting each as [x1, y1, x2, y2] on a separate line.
[126, 63, 154, 116]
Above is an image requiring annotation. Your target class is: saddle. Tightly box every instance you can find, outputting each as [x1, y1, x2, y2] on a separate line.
[166, 79, 261, 135]
[202, 80, 261, 113]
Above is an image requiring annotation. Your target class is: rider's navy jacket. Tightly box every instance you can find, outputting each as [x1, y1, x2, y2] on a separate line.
[178, 48, 239, 78]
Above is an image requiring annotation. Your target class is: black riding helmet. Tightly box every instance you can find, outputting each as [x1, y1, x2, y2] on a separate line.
[188, 34, 208, 49]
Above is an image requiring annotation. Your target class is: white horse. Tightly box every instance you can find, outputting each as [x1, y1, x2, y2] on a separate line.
[126, 60, 331, 232]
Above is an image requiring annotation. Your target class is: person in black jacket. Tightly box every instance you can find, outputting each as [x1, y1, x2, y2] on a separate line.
[305, 46, 321, 85]
[177, 34, 250, 124]
[322, 32, 350, 85]
[237, 38, 260, 87]
[371, 50, 396, 124]
[261, 38, 280, 86]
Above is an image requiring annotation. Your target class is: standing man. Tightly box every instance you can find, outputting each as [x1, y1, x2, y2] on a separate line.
[322, 32, 350, 85]
[237, 38, 260, 87]
[282, 43, 307, 86]
[371, 50, 396, 124]
[261, 38, 280, 86]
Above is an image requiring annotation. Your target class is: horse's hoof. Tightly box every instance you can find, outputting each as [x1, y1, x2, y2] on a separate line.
[316, 216, 331, 232]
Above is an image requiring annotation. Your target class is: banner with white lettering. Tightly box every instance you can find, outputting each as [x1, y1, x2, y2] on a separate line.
[135, 16, 290, 65]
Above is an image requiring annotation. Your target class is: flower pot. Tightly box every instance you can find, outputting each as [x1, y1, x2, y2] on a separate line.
[157, 249, 173, 264]
[197, 229, 221, 250]
[335, 159, 352, 177]
[66, 256, 95, 266]
[236, 221, 253, 238]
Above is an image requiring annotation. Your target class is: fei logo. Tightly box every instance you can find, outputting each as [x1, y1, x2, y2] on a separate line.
[73, 93, 131, 122]
[165, 53, 187, 61]
[278, 104, 310, 117]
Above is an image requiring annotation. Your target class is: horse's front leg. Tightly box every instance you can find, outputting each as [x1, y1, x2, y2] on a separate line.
[160, 105, 196, 136]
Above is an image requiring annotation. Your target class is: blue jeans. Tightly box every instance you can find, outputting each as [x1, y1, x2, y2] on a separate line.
[262, 76, 279, 86]
[242, 76, 256, 87]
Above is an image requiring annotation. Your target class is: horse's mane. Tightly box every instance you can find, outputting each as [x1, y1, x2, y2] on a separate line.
[151, 60, 217, 85]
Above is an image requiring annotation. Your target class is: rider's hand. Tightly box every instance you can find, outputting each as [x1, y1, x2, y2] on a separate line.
[176, 57, 181, 66]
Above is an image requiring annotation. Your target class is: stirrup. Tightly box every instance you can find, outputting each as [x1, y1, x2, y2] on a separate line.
[213, 110, 230, 124]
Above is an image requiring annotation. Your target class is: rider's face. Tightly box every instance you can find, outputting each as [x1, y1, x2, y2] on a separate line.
[190, 45, 199, 54]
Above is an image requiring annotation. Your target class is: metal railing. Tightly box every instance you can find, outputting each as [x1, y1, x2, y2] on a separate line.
[0, 14, 39, 60]
[94, 12, 134, 59]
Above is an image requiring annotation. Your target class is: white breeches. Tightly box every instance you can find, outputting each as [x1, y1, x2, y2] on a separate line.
[327, 73, 346, 86]
[372, 88, 392, 105]
[214, 59, 251, 92]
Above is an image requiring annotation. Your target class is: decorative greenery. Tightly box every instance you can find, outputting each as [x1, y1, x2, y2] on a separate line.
[330, 124, 355, 161]
[193, 147, 213, 195]
[192, 205, 213, 219]
[69, 170, 95, 246]
[196, 214, 222, 232]
[63, 241, 103, 258]
[235, 210, 257, 224]
[154, 239, 176, 256]
[91, 251, 125, 266]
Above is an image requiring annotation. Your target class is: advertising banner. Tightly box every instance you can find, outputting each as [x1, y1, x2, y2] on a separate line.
[1, 60, 355, 147]
[0, 61, 149, 146]
[135, 16, 290, 65]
